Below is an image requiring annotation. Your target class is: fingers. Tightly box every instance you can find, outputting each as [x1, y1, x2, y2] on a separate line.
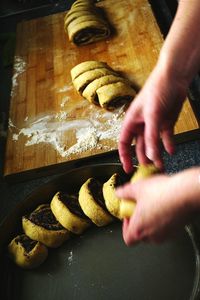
[161, 128, 175, 155]
[118, 105, 141, 173]
[144, 114, 163, 169]
[135, 135, 151, 165]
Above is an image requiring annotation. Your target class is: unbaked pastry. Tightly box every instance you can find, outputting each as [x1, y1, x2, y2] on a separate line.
[71, 60, 110, 80]
[82, 74, 127, 104]
[64, 0, 110, 45]
[71, 60, 136, 109]
[78, 178, 113, 226]
[97, 81, 136, 109]
[120, 164, 159, 218]
[22, 204, 70, 248]
[51, 192, 91, 234]
[8, 234, 48, 269]
[73, 68, 116, 94]
[103, 173, 123, 220]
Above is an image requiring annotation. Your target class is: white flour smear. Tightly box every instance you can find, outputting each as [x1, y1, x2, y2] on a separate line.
[10, 56, 26, 97]
[9, 106, 125, 158]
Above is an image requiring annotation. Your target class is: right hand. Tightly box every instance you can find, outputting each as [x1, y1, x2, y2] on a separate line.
[118, 62, 188, 172]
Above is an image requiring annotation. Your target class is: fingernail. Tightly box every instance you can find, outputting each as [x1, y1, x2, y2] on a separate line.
[146, 147, 154, 161]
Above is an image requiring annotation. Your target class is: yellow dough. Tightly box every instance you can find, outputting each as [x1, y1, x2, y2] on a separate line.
[82, 74, 127, 104]
[51, 192, 91, 234]
[71, 60, 136, 109]
[64, 0, 110, 45]
[8, 234, 48, 269]
[22, 204, 70, 248]
[71, 60, 109, 80]
[78, 178, 113, 226]
[120, 164, 159, 218]
[73, 68, 116, 94]
[97, 81, 136, 109]
[103, 173, 123, 219]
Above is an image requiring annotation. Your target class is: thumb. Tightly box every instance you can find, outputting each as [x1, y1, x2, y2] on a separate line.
[115, 182, 138, 201]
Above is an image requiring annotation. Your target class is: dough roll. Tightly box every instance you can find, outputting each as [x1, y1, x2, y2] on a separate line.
[73, 68, 116, 94]
[97, 81, 136, 109]
[64, 0, 111, 45]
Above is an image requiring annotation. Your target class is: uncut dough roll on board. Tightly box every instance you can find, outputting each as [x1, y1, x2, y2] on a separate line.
[78, 178, 114, 226]
[22, 204, 70, 248]
[71, 60, 136, 109]
[51, 192, 91, 234]
[8, 234, 48, 269]
[64, 0, 111, 45]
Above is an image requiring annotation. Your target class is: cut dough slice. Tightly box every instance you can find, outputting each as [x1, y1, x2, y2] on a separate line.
[78, 178, 113, 226]
[64, 10, 95, 27]
[71, 0, 94, 8]
[82, 74, 127, 104]
[8, 234, 48, 269]
[103, 173, 123, 219]
[68, 20, 110, 46]
[22, 204, 70, 248]
[68, 15, 107, 33]
[51, 192, 91, 234]
[97, 81, 136, 109]
[120, 164, 159, 218]
[71, 60, 109, 80]
[73, 68, 116, 94]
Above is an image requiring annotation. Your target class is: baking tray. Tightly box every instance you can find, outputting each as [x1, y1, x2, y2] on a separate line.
[1, 163, 200, 300]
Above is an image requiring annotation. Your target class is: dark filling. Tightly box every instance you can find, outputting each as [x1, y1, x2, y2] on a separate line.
[58, 192, 89, 220]
[28, 205, 63, 230]
[15, 234, 37, 253]
[112, 173, 122, 188]
[88, 179, 107, 209]
[75, 28, 108, 44]
[105, 95, 133, 109]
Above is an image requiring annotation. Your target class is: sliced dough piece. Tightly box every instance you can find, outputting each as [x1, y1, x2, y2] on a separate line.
[68, 15, 107, 33]
[64, 10, 95, 27]
[68, 20, 110, 45]
[71, 0, 94, 8]
[120, 164, 159, 218]
[103, 173, 123, 219]
[79, 178, 113, 226]
[73, 68, 116, 94]
[51, 192, 91, 234]
[22, 204, 70, 248]
[8, 234, 48, 269]
[82, 74, 127, 104]
[71, 60, 109, 80]
[97, 81, 136, 109]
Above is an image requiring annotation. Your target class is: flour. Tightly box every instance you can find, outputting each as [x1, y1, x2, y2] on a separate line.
[57, 85, 73, 93]
[68, 250, 73, 266]
[10, 56, 26, 97]
[9, 104, 124, 158]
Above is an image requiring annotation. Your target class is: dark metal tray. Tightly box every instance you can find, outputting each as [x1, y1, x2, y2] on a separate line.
[0, 163, 200, 300]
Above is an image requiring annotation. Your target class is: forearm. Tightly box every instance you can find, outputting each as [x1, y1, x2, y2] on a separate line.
[158, 0, 200, 86]
[172, 166, 200, 213]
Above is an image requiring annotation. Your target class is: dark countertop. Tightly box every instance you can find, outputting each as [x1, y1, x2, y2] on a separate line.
[0, 0, 200, 225]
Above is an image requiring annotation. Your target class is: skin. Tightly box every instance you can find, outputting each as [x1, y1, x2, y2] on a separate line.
[116, 0, 200, 245]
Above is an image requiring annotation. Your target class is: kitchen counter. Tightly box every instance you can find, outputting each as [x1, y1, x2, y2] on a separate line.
[0, 0, 200, 224]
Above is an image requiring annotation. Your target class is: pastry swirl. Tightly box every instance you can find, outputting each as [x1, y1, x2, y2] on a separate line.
[78, 178, 113, 226]
[22, 204, 70, 248]
[8, 234, 48, 269]
[51, 192, 91, 234]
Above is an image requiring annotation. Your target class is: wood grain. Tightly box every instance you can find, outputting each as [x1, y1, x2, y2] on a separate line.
[4, 0, 200, 178]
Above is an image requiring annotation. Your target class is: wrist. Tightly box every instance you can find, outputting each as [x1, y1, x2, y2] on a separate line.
[172, 167, 200, 213]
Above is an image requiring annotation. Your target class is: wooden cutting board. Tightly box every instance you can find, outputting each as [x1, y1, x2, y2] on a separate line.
[4, 0, 200, 179]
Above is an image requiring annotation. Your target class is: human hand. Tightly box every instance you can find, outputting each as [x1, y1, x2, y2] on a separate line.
[118, 62, 187, 173]
[116, 170, 198, 245]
